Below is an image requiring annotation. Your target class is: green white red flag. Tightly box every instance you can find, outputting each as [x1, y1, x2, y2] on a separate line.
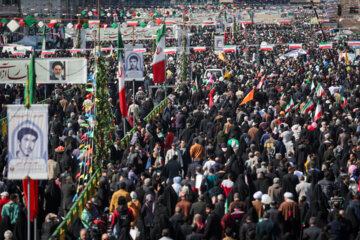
[152, 24, 166, 84]
[314, 101, 322, 122]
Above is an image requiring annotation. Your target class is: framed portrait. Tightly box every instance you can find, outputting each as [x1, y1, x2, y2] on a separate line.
[49, 60, 67, 81]
[124, 51, 144, 81]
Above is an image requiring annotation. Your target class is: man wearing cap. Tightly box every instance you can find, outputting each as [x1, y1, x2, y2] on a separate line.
[0, 192, 10, 221]
[165, 142, 183, 168]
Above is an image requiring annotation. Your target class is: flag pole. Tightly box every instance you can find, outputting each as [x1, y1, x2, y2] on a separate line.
[26, 177, 31, 240]
[133, 79, 135, 128]
[118, 22, 126, 138]
[163, 16, 167, 99]
[34, 216, 37, 240]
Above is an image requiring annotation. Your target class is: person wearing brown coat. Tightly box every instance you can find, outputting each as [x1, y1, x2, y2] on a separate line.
[189, 139, 205, 161]
[268, 177, 283, 203]
[278, 192, 300, 236]
[252, 191, 264, 219]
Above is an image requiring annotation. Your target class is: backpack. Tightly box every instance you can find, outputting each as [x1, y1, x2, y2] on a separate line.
[115, 207, 131, 235]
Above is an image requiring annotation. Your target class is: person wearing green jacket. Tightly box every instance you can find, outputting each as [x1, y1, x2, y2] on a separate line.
[1, 193, 20, 225]
[81, 201, 93, 229]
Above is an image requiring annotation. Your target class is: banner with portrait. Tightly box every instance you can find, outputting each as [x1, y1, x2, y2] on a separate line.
[214, 36, 224, 51]
[124, 47, 144, 81]
[7, 105, 48, 180]
[0, 58, 87, 84]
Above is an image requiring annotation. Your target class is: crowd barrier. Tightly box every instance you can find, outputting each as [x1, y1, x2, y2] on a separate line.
[49, 168, 101, 240]
[50, 96, 169, 239]
[120, 96, 169, 147]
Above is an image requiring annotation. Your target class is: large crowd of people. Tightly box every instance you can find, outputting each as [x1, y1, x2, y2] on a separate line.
[0, 4, 359, 240]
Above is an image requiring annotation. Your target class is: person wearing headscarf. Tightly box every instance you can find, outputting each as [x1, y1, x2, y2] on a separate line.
[127, 191, 141, 228]
[171, 176, 182, 196]
[141, 194, 155, 239]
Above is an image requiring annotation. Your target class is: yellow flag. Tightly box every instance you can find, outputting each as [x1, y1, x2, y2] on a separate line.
[345, 52, 349, 64]
[224, 71, 230, 79]
[218, 51, 226, 62]
[1, 120, 6, 136]
[211, 32, 214, 39]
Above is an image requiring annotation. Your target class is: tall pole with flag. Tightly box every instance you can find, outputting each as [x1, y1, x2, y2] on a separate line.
[152, 24, 166, 84]
[24, 53, 35, 107]
[41, 25, 46, 58]
[117, 26, 127, 137]
[23, 52, 37, 240]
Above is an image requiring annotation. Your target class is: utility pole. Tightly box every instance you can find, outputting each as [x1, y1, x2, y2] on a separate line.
[311, 0, 336, 66]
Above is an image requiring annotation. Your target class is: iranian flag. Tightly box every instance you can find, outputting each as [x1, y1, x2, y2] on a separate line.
[315, 83, 325, 97]
[223, 45, 236, 52]
[164, 47, 176, 54]
[260, 44, 274, 51]
[257, 76, 265, 89]
[285, 97, 294, 113]
[70, 48, 83, 53]
[347, 41, 360, 46]
[279, 20, 291, 24]
[118, 56, 127, 118]
[301, 99, 314, 114]
[41, 25, 46, 58]
[314, 101, 322, 122]
[88, 20, 100, 26]
[165, 20, 176, 25]
[133, 48, 146, 53]
[193, 46, 206, 52]
[127, 21, 138, 26]
[41, 49, 56, 55]
[12, 50, 26, 56]
[311, 81, 315, 91]
[152, 24, 166, 84]
[289, 44, 302, 49]
[341, 95, 347, 108]
[101, 47, 113, 52]
[203, 20, 214, 25]
[319, 42, 332, 49]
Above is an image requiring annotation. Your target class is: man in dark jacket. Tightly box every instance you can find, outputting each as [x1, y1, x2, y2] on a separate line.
[163, 155, 181, 183]
[61, 176, 76, 216]
[255, 212, 276, 240]
[204, 208, 222, 240]
[303, 217, 322, 240]
[239, 215, 257, 240]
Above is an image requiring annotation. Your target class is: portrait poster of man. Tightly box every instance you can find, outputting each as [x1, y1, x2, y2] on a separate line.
[124, 50, 144, 81]
[214, 36, 224, 51]
[7, 105, 48, 180]
[49, 60, 66, 81]
[226, 15, 234, 24]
